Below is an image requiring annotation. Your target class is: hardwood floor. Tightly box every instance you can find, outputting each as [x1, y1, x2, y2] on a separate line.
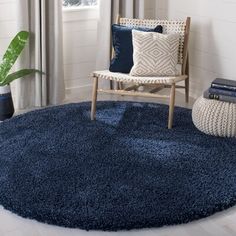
[2, 86, 236, 236]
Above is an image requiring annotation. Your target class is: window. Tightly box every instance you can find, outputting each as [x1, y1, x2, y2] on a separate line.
[63, 0, 97, 7]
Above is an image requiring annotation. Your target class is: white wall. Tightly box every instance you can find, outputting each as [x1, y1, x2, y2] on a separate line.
[0, 0, 160, 93]
[156, 0, 236, 98]
[0, 0, 18, 97]
[63, 7, 99, 91]
[156, 0, 168, 19]
[0, 0, 17, 61]
[63, 1, 158, 91]
[0, 1, 97, 93]
[144, 0, 157, 19]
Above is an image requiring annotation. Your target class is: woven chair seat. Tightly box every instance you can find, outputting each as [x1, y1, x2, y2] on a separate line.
[93, 70, 187, 85]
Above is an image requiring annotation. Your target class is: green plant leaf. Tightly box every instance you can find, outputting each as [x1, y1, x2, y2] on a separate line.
[0, 69, 42, 86]
[0, 31, 29, 84]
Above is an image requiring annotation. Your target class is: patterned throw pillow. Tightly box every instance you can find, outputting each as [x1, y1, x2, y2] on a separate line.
[109, 24, 163, 73]
[130, 30, 180, 77]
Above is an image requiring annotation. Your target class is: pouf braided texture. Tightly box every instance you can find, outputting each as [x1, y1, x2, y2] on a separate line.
[192, 96, 236, 137]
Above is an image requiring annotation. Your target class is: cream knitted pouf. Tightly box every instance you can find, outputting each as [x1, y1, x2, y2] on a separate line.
[192, 96, 236, 137]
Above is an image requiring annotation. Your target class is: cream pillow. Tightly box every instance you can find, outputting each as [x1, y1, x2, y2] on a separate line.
[130, 30, 180, 77]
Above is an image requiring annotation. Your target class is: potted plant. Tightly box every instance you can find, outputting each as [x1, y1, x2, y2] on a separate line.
[0, 31, 41, 121]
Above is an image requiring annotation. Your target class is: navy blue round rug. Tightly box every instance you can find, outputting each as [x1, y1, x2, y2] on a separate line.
[0, 101, 236, 231]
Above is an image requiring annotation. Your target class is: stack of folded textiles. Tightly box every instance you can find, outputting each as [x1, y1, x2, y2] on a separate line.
[204, 78, 236, 103]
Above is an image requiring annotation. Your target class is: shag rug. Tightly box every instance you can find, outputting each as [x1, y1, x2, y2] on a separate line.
[0, 101, 236, 231]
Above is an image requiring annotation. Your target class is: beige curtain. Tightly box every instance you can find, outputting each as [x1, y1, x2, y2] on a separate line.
[96, 0, 145, 71]
[15, 0, 65, 109]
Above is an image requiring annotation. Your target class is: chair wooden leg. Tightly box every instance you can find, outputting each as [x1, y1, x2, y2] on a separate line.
[185, 55, 190, 103]
[168, 83, 176, 129]
[91, 76, 98, 121]
[185, 77, 189, 103]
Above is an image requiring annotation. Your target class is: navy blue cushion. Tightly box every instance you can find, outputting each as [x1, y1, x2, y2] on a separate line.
[109, 24, 163, 73]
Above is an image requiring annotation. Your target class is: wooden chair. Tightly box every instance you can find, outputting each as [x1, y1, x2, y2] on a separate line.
[91, 17, 191, 129]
